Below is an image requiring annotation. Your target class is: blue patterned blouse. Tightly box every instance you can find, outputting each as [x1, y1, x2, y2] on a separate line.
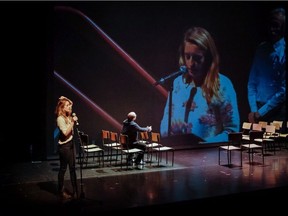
[160, 73, 240, 143]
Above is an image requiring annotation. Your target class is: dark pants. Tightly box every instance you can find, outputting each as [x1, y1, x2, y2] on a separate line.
[58, 140, 78, 195]
[127, 142, 147, 164]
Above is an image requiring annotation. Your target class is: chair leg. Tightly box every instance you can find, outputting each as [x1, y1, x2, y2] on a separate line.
[227, 151, 231, 166]
[261, 148, 264, 165]
[146, 148, 154, 163]
[155, 150, 174, 166]
[109, 148, 113, 166]
[120, 153, 123, 169]
[126, 154, 128, 170]
[165, 151, 168, 164]
[146, 148, 150, 162]
[218, 148, 221, 165]
[240, 151, 242, 167]
[114, 148, 119, 166]
[100, 151, 104, 167]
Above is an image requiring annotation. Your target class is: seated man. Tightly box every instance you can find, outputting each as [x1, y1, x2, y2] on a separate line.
[121, 111, 152, 165]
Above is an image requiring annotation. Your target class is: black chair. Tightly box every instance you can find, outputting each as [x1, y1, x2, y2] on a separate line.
[242, 130, 265, 165]
[254, 124, 277, 155]
[79, 132, 104, 167]
[139, 131, 161, 163]
[151, 132, 175, 167]
[109, 131, 122, 166]
[101, 130, 121, 166]
[218, 132, 243, 167]
[241, 122, 252, 141]
[119, 134, 144, 170]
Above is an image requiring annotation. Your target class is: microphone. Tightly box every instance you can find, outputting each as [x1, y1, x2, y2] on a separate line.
[72, 113, 79, 126]
[154, 66, 187, 86]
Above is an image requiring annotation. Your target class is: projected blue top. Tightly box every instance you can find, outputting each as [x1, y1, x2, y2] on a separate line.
[160, 73, 240, 143]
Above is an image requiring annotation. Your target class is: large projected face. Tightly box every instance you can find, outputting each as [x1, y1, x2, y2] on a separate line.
[52, 3, 286, 158]
[160, 27, 240, 143]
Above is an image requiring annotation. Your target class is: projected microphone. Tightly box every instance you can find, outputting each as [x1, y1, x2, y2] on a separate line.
[154, 66, 187, 86]
[72, 113, 79, 126]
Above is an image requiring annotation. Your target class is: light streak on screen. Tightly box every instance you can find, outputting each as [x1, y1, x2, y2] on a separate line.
[54, 6, 168, 98]
[54, 70, 122, 131]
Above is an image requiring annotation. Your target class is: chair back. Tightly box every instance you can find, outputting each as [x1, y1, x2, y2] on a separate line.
[271, 121, 282, 132]
[258, 121, 268, 129]
[151, 132, 160, 143]
[139, 131, 150, 144]
[264, 125, 276, 137]
[252, 123, 262, 131]
[110, 131, 118, 142]
[102, 130, 110, 139]
[265, 125, 276, 133]
[102, 130, 111, 145]
[119, 134, 129, 149]
[79, 132, 89, 146]
[242, 122, 252, 135]
[272, 120, 283, 128]
[140, 131, 149, 140]
[228, 132, 243, 147]
[249, 130, 264, 141]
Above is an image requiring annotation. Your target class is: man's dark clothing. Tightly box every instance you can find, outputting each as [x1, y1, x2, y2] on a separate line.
[121, 119, 149, 164]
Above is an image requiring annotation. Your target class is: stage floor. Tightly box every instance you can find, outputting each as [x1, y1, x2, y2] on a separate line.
[1, 145, 288, 215]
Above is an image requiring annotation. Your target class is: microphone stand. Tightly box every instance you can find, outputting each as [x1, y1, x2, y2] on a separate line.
[168, 83, 173, 137]
[155, 67, 187, 137]
[73, 124, 103, 206]
[155, 78, 174, 136]
[74, 125, 85, 199]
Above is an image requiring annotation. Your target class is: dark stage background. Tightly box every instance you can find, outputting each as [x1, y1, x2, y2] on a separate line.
[1, 1, 286, 163]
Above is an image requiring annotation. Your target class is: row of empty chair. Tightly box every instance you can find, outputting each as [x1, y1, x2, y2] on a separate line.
[138, 131, 175, 166]
[242, 120, 287, 134]
[219, 121, 288, 167]
[77, 130, 175, 169]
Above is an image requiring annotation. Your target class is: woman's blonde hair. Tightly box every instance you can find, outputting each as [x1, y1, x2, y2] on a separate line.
[55, 96, 73, 123]
[179, 27, 220, 104]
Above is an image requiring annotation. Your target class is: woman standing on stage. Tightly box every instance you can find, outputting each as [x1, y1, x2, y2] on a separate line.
[55, 96, 78, 200]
